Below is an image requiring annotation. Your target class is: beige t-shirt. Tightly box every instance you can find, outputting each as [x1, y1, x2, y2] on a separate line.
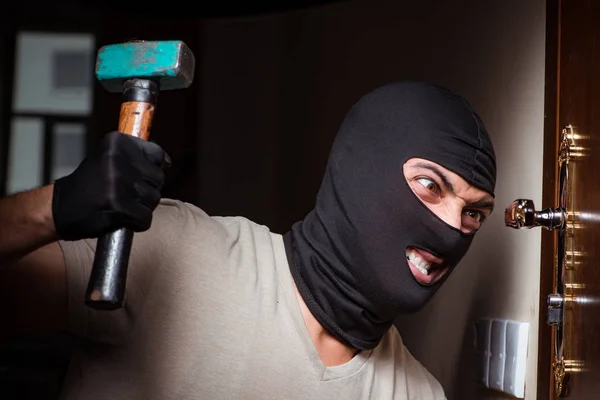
[57, 199, 446, 400]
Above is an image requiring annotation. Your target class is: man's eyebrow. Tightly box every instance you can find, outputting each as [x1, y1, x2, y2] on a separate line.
[414, 162, 455, 193]
[469, 199, 495, 211]
[414, 161, 495, 211]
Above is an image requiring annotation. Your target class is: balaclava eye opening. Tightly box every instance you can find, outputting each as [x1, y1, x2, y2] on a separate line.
[283, 81, 497, 351]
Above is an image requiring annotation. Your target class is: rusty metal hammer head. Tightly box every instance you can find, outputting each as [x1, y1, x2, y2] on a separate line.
[95, 40, 195, 92]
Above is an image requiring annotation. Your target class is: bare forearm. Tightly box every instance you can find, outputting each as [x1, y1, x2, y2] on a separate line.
[0, 184, 57, 261]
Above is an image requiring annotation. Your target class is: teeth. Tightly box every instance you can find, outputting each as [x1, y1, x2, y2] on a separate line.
[406, 249, 432, 276]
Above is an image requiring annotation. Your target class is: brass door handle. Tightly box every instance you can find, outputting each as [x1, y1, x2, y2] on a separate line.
[504, 199, 566, 230]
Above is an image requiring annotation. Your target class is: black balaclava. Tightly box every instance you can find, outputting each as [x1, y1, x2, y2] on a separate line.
[283, 81, 497, 351]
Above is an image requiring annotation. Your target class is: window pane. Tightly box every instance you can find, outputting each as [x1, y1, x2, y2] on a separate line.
[12, 32, 95, 115]
[51, 123, 85, 181]
[6, 117, 44, 195]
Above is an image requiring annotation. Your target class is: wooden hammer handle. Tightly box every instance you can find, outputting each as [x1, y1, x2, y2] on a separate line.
[85, 94, 157, 310]
[118, 101, 155, 140]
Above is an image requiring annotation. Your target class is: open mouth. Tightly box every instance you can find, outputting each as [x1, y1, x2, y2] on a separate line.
[405, 246, 449, 286]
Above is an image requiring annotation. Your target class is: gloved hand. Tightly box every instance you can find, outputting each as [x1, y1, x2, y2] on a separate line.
[52, 131, 171, 241]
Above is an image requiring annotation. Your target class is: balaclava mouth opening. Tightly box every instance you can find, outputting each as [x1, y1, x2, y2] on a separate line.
[283, 81, 497, 351]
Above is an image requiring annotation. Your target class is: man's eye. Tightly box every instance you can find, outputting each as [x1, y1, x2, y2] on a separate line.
[462, 210, 487, 232]
[416, 177, 440, 195]
[464, 210, 486, 223]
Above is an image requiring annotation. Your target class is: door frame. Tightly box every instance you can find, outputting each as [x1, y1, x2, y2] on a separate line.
[539, 0, 560, 398]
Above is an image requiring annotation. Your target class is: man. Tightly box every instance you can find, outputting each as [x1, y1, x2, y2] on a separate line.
[0, 81, 495, 399]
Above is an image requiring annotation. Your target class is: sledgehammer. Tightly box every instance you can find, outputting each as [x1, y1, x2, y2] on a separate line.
[85, 40, 195, 310]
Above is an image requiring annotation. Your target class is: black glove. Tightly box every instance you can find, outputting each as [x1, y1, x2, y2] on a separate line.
[52, 131, 171, 241]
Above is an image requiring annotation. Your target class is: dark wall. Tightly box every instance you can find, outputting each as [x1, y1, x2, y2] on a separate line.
[196, 14, 333, 233]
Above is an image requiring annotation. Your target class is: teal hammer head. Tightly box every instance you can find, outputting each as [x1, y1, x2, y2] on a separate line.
[95, 40, 195, 92]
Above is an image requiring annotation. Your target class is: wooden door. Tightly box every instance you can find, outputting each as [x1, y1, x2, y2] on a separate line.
[506, 1, 600, 398]
[550, 0, 600, 397]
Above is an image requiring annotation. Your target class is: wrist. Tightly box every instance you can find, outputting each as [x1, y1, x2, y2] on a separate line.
[0, 184, 60, 260]
[25, 184, 59, 242]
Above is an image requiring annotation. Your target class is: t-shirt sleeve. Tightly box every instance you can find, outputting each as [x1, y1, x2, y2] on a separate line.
[58, 198, 190, 344]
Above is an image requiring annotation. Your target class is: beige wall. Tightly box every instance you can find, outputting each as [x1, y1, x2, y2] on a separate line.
[199, 0, 547, 398]
[386, 2, 547, 399]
